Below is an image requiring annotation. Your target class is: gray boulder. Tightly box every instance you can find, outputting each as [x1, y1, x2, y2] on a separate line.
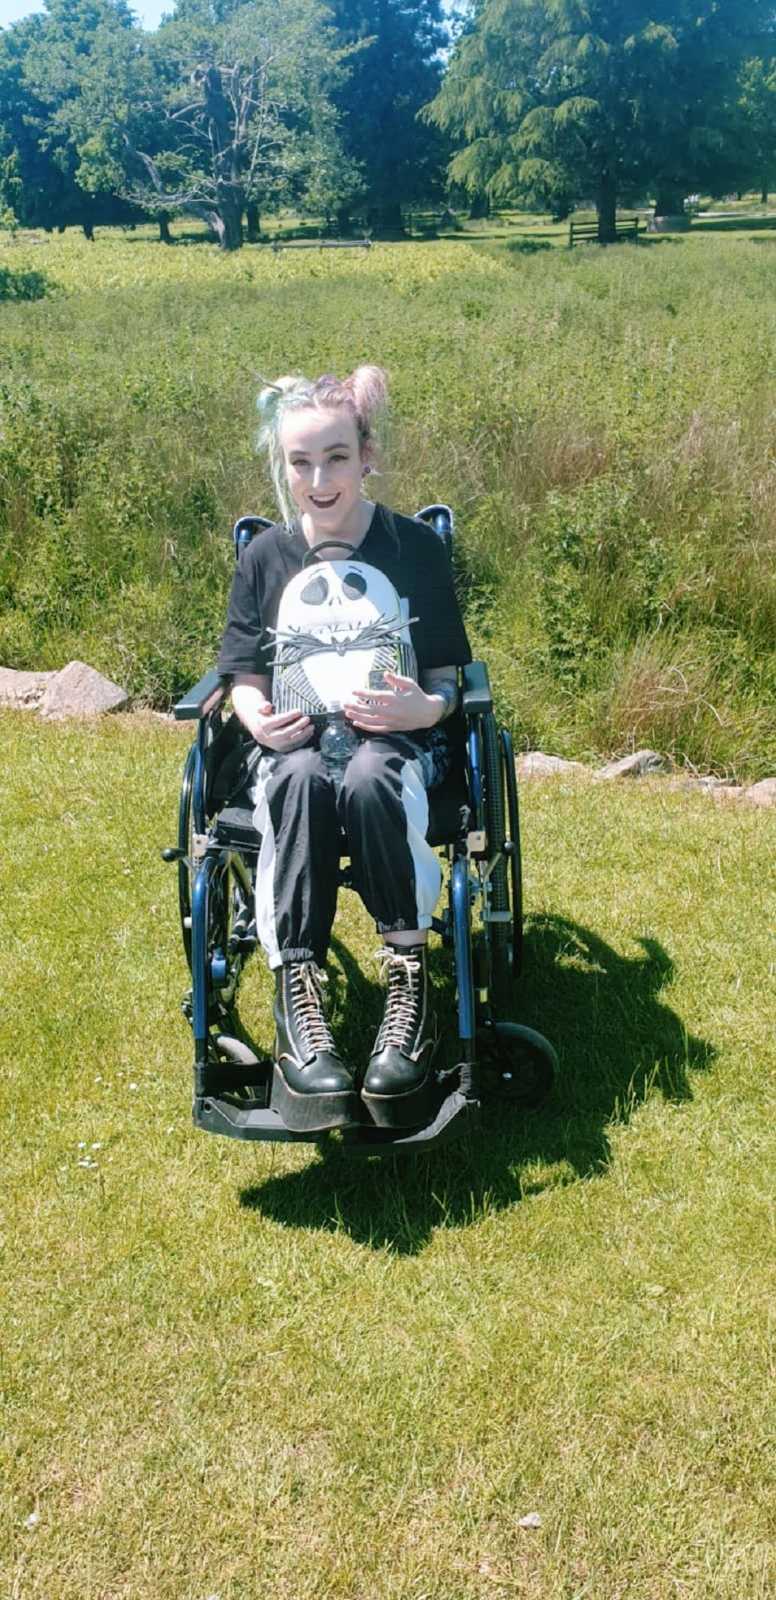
[594, 749, 666, 780]
[0, 668, 56, 710]
[517, 751, 588, 779]
[38, 660, 128, 720]
[744, 777, 776, 808]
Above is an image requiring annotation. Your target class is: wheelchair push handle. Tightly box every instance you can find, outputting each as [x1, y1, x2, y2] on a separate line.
[232, 514, 274, 560]
[415, 504, 454, 561]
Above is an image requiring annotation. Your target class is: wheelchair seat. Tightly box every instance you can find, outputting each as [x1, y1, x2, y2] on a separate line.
[212, 740, 470, 855]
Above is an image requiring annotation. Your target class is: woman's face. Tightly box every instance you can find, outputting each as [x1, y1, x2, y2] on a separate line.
[280, 406, 367, 537]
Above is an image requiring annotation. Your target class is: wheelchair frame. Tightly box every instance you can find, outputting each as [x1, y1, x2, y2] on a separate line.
[166, 506, 556, 1151]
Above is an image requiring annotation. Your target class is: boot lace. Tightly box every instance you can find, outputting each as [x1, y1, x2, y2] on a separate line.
[374, 947, 423, 1052]
[289, 962, 335, 1056]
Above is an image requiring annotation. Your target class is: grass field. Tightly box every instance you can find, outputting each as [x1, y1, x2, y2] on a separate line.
[1, 214, 774, 777]
[2, 710, 774, 1599]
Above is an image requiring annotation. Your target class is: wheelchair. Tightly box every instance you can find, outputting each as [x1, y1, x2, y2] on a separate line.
[164, 505, 557, 1151]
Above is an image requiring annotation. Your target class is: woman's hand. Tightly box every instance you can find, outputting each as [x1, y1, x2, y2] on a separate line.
[250, 705, 314, 752]
[231, 679, 313, 751]
[344, 671, 442, 735]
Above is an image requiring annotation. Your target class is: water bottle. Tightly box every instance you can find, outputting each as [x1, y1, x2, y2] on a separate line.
[319, 705, 359, 788]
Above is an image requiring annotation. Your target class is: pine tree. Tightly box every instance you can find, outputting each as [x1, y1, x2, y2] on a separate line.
[427, 0, 776, 242]
[328, 0, 448, 233]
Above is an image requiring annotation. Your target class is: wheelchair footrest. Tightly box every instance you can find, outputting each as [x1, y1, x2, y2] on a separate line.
[193, 1093, 317, 1142]
[192, 1082, 479, 1148]
[340, 1087, 479, 1153]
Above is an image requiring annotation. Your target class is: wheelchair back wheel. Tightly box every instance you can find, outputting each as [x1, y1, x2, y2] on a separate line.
[481, 716, 522, 988]
[501, 728, 523, 977]
[178, 743, 196, 970]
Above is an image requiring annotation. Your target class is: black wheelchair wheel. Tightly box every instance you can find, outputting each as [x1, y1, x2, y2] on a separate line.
[501, 728, 524, 977]
[480, 1021, 556, 1110]
[481, 713, 511, 991]
[178, 743, 196, 970]
[205, 854, 252, 1015]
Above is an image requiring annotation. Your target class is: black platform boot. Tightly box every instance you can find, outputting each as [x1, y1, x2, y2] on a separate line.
[272, 961, 358, 1132]
[361, 945, 439, 1129]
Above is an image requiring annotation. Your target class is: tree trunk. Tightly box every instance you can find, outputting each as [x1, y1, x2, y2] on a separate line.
[469, 191, 490, 220]
[196, 67, 244, 250]
[244, 204, 260, 242]
[158, 211, 173, 244]
[369, 199, 405, 235]
[761, 182, 769, 206]
[209, 204, 243, 251]
[596, 172, 617, 244]
[654, 186, 685, 216]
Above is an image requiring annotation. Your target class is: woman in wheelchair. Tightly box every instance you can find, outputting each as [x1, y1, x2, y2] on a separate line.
[216, 365, 472, 1134]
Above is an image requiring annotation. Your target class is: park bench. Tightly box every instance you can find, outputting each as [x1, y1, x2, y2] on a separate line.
[568, 216, 641, 247]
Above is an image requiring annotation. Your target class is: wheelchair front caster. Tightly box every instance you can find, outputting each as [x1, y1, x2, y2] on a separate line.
[480, 1020, 556, 1110]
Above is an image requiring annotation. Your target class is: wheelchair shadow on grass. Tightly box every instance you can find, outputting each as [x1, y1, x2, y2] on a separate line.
[238, 915, 715, 1255]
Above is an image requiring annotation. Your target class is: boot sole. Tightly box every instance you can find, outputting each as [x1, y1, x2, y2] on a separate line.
[361, 1071, 438, 1130]
[271, 1063, 360, 1133]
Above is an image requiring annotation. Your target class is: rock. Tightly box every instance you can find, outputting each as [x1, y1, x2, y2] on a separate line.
[38, 660, 128, 719]
[517, 751, 588, 779]
[712, 785, 746, 803]
[0, 667, 56, 710]
[744, 777, 776, 808]
[594, 749, 666, 781]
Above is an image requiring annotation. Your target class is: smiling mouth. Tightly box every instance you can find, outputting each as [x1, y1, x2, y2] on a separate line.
[309, 493, 340, 509]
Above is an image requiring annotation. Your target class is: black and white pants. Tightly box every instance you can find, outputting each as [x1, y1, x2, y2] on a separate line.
[251, 733, 451, 969]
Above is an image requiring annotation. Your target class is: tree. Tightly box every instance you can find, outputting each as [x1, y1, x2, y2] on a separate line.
[327, 0, 449, 233]
[0, 0, 143, 236]
[122, 0, 358, 249]
[426, 1, 776, 243]
[736, 55, 776, 203]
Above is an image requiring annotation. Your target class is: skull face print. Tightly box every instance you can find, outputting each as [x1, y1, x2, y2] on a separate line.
[271, 558, 418, 716]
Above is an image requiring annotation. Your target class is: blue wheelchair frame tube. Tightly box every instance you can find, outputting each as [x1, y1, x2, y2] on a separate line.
[467, 723, 483, 826]
[452, 857, 475, 1050]
[191, 719, 209, 835]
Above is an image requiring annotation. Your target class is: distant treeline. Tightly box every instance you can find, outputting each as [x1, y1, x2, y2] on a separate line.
[1, 1, 774, 250]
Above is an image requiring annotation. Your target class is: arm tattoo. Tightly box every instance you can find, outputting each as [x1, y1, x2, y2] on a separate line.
[429, 679, 458, 722]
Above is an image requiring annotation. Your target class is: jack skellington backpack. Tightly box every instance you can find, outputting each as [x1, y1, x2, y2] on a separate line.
[269, 539, 418, 720]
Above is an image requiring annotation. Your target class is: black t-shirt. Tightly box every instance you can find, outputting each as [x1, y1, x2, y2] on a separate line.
[217, 503, 472, 680]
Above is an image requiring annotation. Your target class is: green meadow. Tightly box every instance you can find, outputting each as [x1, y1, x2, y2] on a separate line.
[1, 711, 774, 1598]
[1, 219, 775, 1598]
[1, 215, 774, 776]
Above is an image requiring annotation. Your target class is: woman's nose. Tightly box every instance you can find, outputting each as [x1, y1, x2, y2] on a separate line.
[312, 463, 327, 488]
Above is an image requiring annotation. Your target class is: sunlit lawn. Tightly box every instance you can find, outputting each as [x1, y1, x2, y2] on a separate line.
[1, 709, 774, 1598]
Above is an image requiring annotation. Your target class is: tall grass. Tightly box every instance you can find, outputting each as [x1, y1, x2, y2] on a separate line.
[1, 224, 774, 775]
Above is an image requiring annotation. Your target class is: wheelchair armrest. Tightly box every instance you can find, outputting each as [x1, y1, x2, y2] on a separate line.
[173, 669, 228, 722]
[460, 660, 493, 715]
